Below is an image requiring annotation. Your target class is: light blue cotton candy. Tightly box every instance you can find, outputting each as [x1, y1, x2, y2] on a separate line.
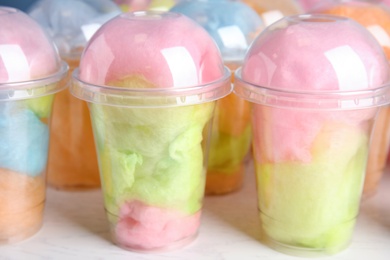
[171, 0, 263, 61]
[0, 102, 49, 177]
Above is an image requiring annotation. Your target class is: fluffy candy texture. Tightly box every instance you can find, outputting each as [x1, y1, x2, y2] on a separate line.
[92, 102, 214, 216]
[257, 121, 368, 253]
[0, 8, 59, 83]
[0, 101, 50, 176]
[171, 0, 263, 62]
[316, 1, 390, 60]
[242, 19, 389, 92]
[79, 13, 224, 87]
[0, 168, 45, 243]
[28, 0, 121, 57]
[114, 200, 200, 250]
[243, 19, 389, 163]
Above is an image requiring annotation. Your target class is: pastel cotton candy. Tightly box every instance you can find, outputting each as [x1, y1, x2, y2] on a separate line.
[80, 13, 224, 87]
[77, 12, 226, 250]
[243, 18, 389, 163]
[93, 103, 214, 216]
[0, 8, 59, 82]
[240, 16, 390, 255]
[115, 200, 200, 249]
[171, 0, 263, 62]
[0, 168, 45, 243]
[243, 20, 388, 92]
[316, 1, 390, 60]
[257, 117, 369, 252]
[0, 102, 50, 177]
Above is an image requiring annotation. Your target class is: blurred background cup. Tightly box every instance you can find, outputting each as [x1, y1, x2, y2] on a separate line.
[28, 0, 121, 190]
[172, 0, 263, 195]
[242, 0, 301, 25]
[311, 0, 390, 198]
[113, 0, 180, 12]
[0, 7, 68, 243]
[235, 14, 390, 256]
[71, 11, 231, 252]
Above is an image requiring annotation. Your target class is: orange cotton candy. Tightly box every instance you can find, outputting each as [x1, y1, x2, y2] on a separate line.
[0, 168, 45, 244]
[321, 4, 390, 59]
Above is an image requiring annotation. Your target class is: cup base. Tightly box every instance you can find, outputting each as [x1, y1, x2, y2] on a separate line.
[113, 231, 198, 253]
[0, 203, 44, 245]
[205, 164, 245, 195]
[259, 220, 351, 258]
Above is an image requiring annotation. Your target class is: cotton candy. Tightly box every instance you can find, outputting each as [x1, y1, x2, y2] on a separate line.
[77, 12, 226, 250]
[240, 16, 389, 254]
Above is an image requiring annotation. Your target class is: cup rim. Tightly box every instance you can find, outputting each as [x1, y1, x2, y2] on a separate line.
[234, 67, 390, 110]
[70, 66, 232, 108]
[0, 61, 69, 101]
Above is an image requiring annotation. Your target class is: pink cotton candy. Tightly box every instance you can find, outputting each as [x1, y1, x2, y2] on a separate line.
[242, 17, 389, 163]
[243, 20, 388, 92]
[0, 8, 59, 83]
[79, 12, 224, 88]
[115, 200, 200, 250]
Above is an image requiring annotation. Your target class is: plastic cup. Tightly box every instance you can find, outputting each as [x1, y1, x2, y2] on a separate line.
[312, 0, 390, 198]
[0, 7, 68, 243]
[234, 14, 390, 256]
[71, 11, 231, 252]
[28, 0, 121, 190]
[172, 0, 263, 195]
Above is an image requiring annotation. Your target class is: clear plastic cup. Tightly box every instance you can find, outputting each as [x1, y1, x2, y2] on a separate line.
[0, 7, 68, 244]
[234, 14, 390, 256]
[312, 0, 390, 198]
[28, 0, 121, 190]
[171, 0, 263, 195]
[70, 11, 231, 252]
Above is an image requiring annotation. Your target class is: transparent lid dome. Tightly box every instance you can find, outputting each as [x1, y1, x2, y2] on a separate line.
[312, 0, 390, 60]
[235, 14, 390, 109]
[72, 11, 231, 107]
[171, 0, 264, 63]
[28, 0, 121, 60]
[242, 0, 301, 26]
[0, 7, 68, 100]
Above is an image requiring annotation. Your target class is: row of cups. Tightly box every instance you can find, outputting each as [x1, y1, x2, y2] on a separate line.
[2, 2, 390, 258]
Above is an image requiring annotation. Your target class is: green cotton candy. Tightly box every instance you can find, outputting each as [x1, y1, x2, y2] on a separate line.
[257, 122, 368, 253]
[91, 103, 214, 215]
[25, 95, 54, 118]
[208, 125, 251, 174]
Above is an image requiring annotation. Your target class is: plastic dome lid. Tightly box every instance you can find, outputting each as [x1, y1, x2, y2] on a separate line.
[28, 0, 121, 60]
[71, 11, 231, 108]
[234, 14, 390, 110]
[171, 0, 264, 63]
[0, 7, 68, 101]
[312, 0, 390, 60]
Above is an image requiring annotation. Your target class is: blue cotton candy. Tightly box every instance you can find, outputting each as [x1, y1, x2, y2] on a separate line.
[171, 0, 263, 61]
[0, 102, 49, 177]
